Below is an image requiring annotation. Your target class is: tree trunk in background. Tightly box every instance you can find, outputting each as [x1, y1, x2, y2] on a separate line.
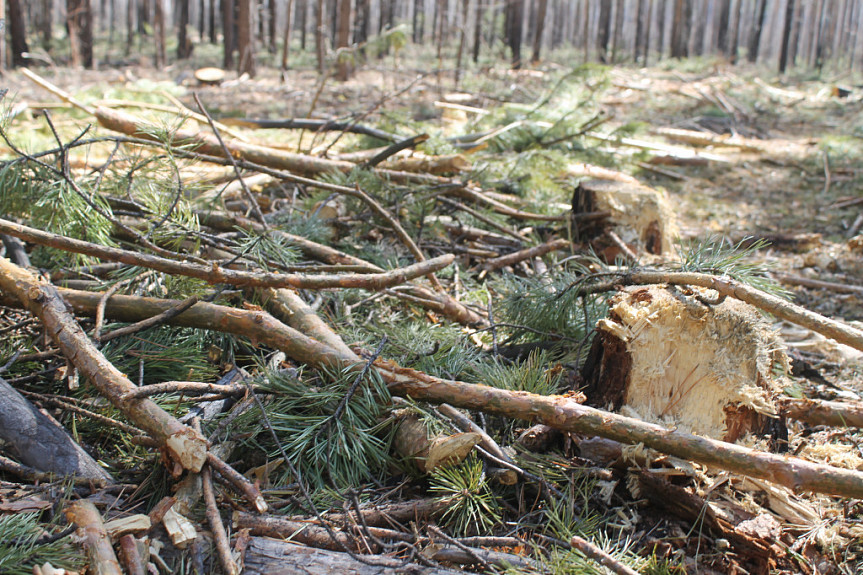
[728, 0, 741, 62]
[281, 0, 294, 69]
[67, 0, 94, 68]
[154, 0, 166, 67]
[643, 0, 653, 65]
[778, 0, 796, 73]
[7, 0, 29, 67]
[268, 0, 277, 53]
[125, 0, 134, 54]
[611, 0, 625, 63]
[597, 0, 612, 63]
[413, 0, 424, 43]
[506, 0, 524, 68]
[787, 0, 801, 68]
[670, 0, 689, 58]
[198, 0, 206, 40]
[531, 0, 547, 63]
[177, 0, 192, 58]
[137, 0, 150, 35]
[582, 0, 589, 62]
[329, 0, 338, 44]
[223, 0, 235, 68]
[690, 0, 705, 55]
[716, 0, 730, 53]
[315, 0, 325, 73]
[748, 0, 767, 63]
[300, 0, 308, 49]
[634, 0, 645, 63]
[335, 0, 351, 80]
[813, 0, 828, 71]
[472, 0, 482, 63]
[237, 0, 256, 76]
[38, 0, 53, 51]
[209, 0, 217, 42]
[455, 0, 469, 84]
[354, 0, 369, 45]
[655, 0, 666, 60]
[487, 0, 499, 53]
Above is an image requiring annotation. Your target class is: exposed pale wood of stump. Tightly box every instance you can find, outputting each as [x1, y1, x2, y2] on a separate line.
[581, 285, 787, 442]
[571, 179, 678, 259]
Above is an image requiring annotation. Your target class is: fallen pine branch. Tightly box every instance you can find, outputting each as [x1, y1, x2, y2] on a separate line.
[777, 397, 863, 429]
[0, 216, 455, 291]
[65, 500, 123, 575]
[12, 285, 863, 500]
[571, 270, 863, 353]
[0, 256, 208, 473]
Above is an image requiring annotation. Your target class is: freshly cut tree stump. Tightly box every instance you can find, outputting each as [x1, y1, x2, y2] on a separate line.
[571, 179, 678, 259]
[581, 285, 787, 443]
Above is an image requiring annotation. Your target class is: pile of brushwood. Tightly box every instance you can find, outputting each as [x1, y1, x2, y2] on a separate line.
[1, 66, 863, 575]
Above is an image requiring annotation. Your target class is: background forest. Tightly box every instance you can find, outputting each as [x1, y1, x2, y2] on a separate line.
[1, 0, 861, 78]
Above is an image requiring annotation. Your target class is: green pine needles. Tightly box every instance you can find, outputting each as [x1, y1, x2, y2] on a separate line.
[471, 349, 562, 396]
[676, 235, 791, 298]
[0, 513, 82, 575]
[429, 455, 501, 537]
[227, 364, 395, 491]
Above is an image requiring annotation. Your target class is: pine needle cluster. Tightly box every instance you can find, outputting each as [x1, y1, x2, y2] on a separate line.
[224, 365, 395, 491]
[429, 455, 501, 537]
[0, 513, 82, 575]
[676, 235, 790, 298]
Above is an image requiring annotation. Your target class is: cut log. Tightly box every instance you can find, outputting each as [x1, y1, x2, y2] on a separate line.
[243, 537, 462, 575]
[0, 375, 114, 484]
[571, 179, 678, 258]
[581, 285, 786, 443]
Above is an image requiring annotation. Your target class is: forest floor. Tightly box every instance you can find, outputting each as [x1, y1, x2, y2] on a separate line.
[2, 53, 863, 574]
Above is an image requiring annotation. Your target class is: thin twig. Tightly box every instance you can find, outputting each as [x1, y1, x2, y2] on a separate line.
[326, 337, 388, 426]
[193, 93, 268, 228]
[99, 295, 199, 342]
[569, 535, 640, 575]
[206, 452, 268, 514]
[361, 134, 430, 169]
[427, 525, 493, 571]
[202, 463, 240, 575]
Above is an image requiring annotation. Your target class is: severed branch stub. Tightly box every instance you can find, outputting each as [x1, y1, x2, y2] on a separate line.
[66, 500, 123, 575]
[0, 256, 208, 473]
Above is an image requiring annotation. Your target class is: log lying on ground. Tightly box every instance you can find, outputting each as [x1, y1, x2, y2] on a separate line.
[571, 179, 678, 258]
[95, 107, 437, 186]
[0, 258, 208, 473]
[0, 375, 114, 484]
[581, 285, 786, 442]
[242, 537, 462, 575]
[9, 286, 863, 499]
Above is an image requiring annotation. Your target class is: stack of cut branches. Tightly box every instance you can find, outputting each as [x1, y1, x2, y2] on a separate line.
[1, 68, 862, 575]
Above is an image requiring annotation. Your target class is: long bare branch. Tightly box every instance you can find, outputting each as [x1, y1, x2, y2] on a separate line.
[8, 285, 863, 500]
[0, 217, 454, 291]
